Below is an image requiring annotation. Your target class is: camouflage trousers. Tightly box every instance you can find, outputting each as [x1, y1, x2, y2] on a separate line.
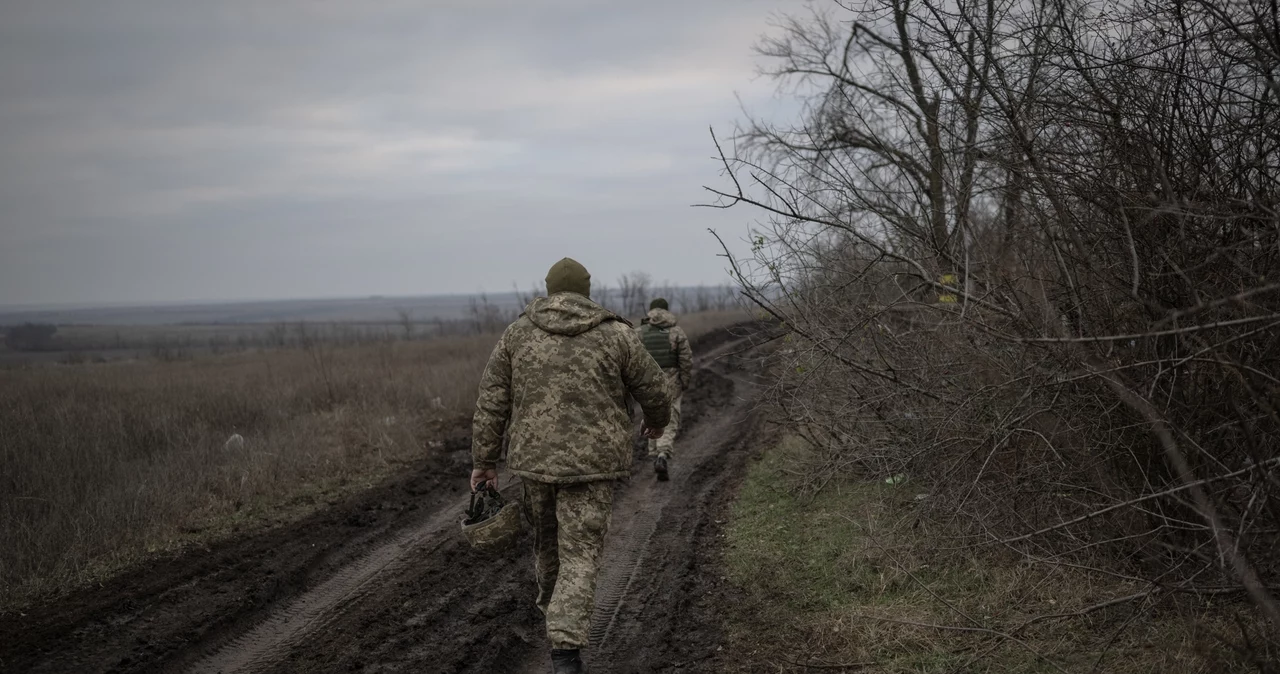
[647, 376, 683, 459]
[522, 479, 615, 650]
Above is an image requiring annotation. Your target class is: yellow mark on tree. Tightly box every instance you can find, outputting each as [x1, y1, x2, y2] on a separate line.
[938, 273, 958, 303]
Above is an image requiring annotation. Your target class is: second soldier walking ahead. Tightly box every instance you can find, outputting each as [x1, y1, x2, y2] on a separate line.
[636, 298, 693, 480]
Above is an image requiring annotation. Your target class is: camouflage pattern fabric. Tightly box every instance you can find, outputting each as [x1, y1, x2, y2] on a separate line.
[638, 308, 692, 460]
[648, 382, 682, 459]
[523, 479, 615, 649]
[639, 308, 693, 390]
[472, 291, 672, 483]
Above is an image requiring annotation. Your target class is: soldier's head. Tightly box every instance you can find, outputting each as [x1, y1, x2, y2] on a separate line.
[545, 258, 592, 298]
[649, 298, 669, 311]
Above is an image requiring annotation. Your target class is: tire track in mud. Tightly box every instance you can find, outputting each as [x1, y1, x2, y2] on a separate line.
[590, 372, 755, 651]
[188, 502, 464, 673]
[587, 483, 665, 650]
[188, 330, 763, 674]
[590, 372, 760, 673]
[516, 339, 766, 674]
[1, 420, 479, 674]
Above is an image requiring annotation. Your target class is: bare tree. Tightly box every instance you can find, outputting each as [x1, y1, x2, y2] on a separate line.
[467, 293, 505, 335]
[395, 308, 414, 341]
[513, 282, 545, 312]
[616, 271, 653, 319]
[707, 0, 1280, 664]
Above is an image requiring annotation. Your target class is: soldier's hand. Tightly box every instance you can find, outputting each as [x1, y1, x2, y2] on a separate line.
[471, 468, 498, 491]
[641, 425, 665, 440]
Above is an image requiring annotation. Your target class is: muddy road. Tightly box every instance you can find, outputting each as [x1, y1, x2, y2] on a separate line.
[1, 328, 769, 674]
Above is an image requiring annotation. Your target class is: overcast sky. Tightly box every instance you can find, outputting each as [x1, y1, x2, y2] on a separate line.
[0, 0, 802, 306]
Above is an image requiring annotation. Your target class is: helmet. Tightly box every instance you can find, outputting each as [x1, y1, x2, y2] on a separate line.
[461, 484, 523, 551]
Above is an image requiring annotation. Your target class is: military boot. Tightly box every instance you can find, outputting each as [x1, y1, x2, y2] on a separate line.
[551, 648, 585, 673]
[654, 454, 669, 481]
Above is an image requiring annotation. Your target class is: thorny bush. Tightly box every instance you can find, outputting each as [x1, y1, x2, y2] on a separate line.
[709, 0, 1280, 667]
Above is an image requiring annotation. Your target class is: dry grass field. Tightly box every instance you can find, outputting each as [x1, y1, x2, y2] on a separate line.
[0, 310, 744, 609]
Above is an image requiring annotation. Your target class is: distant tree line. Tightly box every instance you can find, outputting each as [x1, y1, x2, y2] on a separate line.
[3, 323, 57, 351]
[4, 281, 741, 360]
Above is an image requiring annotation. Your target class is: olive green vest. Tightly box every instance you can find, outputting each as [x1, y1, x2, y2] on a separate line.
[641, 324, 678, 369]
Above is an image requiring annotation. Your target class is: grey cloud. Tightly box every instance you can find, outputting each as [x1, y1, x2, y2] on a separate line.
[0, 0, 798, 305]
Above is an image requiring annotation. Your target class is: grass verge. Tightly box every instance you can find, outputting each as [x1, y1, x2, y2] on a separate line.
[721, 435, 1256, 673]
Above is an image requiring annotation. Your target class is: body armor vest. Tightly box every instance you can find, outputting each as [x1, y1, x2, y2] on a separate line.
[641, 324, 677, 368]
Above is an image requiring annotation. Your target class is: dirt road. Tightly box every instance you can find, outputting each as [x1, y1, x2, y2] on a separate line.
[1, 327, 767, 674]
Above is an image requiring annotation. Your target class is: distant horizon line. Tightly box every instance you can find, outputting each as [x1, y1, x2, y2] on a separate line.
[0, 284, 738, 315]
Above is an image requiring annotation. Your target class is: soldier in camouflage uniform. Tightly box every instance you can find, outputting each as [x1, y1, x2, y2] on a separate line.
[636, 298, 693, 480]
[471, 258, 672, 674]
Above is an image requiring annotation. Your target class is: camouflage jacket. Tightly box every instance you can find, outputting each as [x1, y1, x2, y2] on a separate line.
[472, 292, 673, 483]
[638, 308, 693, 391]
